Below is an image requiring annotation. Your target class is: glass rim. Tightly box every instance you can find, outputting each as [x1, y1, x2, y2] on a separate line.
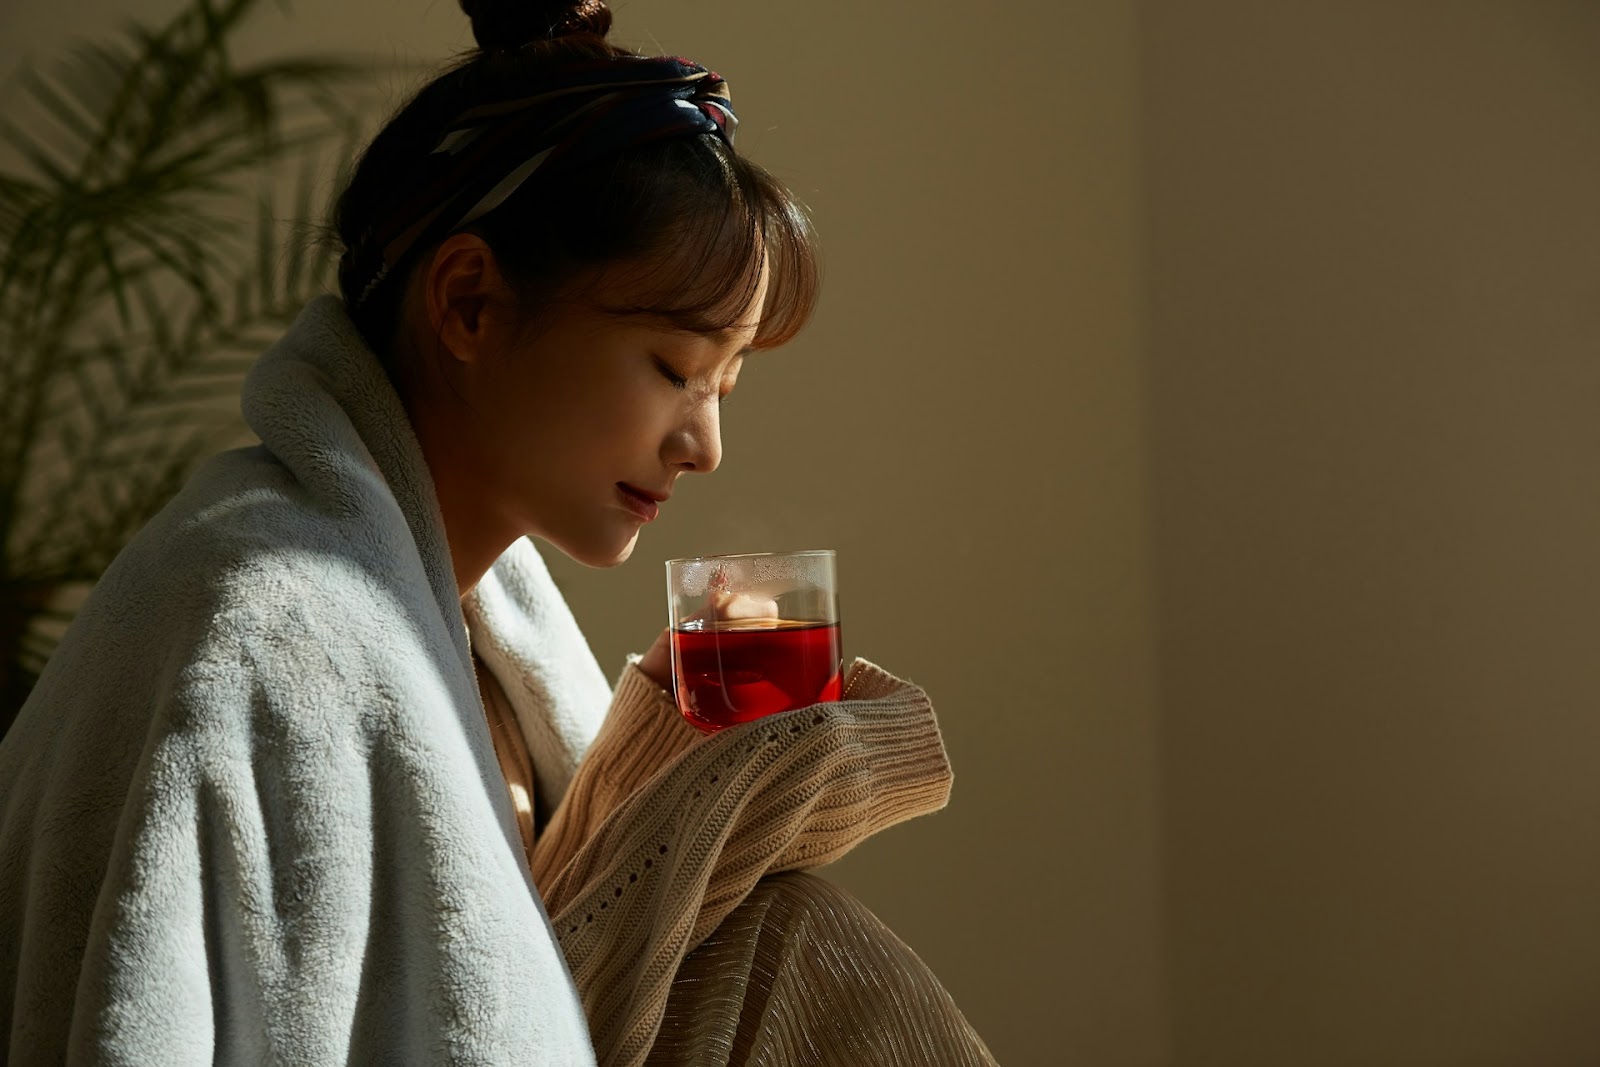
[664, 548, 836, 567]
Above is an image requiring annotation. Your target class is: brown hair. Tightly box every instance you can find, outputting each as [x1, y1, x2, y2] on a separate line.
[330, 0, 819, 358]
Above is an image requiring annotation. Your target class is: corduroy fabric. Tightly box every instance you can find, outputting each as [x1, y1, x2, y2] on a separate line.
[649, 871, 1000, 1066]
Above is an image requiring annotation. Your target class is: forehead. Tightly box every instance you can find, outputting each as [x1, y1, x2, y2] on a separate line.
[580, 289, 764, 358]
[574, 242, 770, 338]
[639, 320, 757, 360]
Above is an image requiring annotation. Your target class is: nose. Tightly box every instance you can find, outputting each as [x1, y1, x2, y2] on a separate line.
[665, 400, 722, 474]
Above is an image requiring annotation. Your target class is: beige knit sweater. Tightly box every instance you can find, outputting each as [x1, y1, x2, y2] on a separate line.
[474, 652, 955, 1066]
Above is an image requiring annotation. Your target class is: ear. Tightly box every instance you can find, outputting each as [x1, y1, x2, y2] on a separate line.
[423, 232, 513, 367]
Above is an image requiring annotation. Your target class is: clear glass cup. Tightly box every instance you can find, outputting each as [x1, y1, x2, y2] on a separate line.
[664, 549, 842, 733]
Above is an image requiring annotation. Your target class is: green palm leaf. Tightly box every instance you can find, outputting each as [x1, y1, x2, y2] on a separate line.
[0, 0, 386, 732]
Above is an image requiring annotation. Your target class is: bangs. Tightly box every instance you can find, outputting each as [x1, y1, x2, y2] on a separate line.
[579, 137, 819, 351]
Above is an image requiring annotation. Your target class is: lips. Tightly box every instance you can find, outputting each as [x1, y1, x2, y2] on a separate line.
[620, 483, 669, 503]
[617, 483, 662, 521]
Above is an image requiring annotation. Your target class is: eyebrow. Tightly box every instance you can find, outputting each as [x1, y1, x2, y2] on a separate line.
[705, 324, 758, 355]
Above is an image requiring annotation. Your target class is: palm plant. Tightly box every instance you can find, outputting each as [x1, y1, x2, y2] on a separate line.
[0, 0, 379, 734]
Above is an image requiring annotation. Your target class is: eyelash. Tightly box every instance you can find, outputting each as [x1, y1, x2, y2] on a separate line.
[657, 360, 688, 389]
[657, 359, 730, 405]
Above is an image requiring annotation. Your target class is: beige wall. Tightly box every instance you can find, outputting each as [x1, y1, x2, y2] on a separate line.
[7, 0, 1598, 1063]
[1142, 3, 1600, 1064]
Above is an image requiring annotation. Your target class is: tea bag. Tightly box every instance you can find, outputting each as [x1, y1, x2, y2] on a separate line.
[711, 591, 781, 623]
[700, 565, 779, 626]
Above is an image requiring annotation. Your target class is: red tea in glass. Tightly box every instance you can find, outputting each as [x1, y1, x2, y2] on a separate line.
[671, 619, 843, 733]
[666, 550, 841, 733]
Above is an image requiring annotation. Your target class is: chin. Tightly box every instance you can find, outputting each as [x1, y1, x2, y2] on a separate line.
[552, 527, 640, 570]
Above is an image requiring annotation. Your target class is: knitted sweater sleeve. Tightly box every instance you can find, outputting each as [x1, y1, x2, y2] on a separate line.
[528, 655, 952, 1067]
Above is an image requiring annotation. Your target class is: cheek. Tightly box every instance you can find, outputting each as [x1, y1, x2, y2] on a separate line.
[586, 385, 672, 463]
[488, 369, 666, 479]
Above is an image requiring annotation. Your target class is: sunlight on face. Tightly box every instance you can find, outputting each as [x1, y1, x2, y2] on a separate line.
[463, 254, 769, 568]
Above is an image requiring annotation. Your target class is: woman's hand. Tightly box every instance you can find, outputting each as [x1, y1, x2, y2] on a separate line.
[636, 627, 674, 692]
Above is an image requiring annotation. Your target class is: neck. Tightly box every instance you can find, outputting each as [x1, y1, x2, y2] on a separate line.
[432, 454, 519, 601]
[391, 361, 517, 601]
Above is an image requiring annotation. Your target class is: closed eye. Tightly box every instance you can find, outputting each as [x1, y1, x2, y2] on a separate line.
[654, 356, 688, 390]
[657, 355, 732, 405]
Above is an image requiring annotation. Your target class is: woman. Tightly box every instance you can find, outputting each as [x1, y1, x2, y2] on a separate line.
[0, 1, 997, 1063]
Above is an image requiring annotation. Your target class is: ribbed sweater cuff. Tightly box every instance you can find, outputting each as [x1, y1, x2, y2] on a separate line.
[773, 659, 954, 863]
[597, 655, 954, 840]
[598, 656, 953, 826]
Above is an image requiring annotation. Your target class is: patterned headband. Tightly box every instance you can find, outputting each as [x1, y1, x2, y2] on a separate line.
[348, 55, 738, 309]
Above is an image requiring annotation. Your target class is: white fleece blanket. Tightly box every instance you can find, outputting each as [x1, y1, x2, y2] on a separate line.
[0, 294, 615, 1064]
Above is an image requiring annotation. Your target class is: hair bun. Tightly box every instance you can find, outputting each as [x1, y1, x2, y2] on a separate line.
[459, 0, 612, 50]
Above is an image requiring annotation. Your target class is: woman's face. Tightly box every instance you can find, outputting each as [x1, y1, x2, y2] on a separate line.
[404, 237, 769, 577]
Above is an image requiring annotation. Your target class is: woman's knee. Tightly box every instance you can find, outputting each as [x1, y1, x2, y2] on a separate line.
[660, 871, 999, 1066]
